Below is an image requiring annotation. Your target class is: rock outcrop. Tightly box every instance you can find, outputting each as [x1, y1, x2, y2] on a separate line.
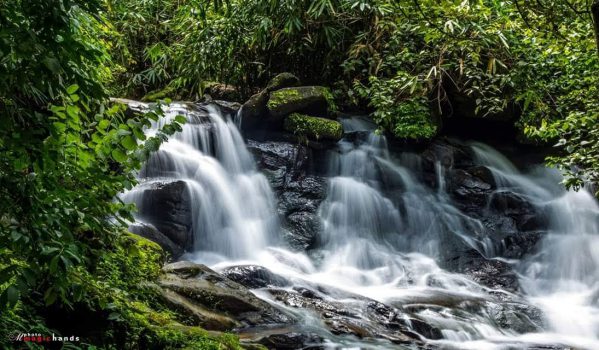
[158, 261, 292, 330]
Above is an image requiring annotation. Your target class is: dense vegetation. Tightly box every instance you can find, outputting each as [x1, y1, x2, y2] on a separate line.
[0, 0, 598, 349]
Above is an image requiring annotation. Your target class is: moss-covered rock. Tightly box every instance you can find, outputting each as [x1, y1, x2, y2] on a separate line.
[241, 91, 269, 123]
[284, 113, 344, 142]
[265, 73, 300, 92]
[267, 86, 336, 119]
[141, 85, 177, 102]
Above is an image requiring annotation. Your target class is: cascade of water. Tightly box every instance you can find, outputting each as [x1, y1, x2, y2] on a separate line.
[122, 103, 279, 261]
[124, 105, 599, 349]
[471, 143, 599, 343]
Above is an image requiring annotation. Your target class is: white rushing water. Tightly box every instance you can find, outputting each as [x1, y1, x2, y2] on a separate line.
[124, 104, 599, 349]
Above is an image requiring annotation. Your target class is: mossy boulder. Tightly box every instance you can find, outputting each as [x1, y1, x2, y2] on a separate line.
[241, 91, 269, 124]
[265, 73, 300, 92]
[284, 113, 343, 142]
[267, 86, 335, 119]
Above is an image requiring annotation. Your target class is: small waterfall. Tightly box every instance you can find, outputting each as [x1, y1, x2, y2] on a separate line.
[472, 143, 599, 346]
[122, 103, 279, 260]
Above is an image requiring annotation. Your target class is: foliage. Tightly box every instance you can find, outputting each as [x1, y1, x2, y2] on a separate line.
[0, 1, 234, 348]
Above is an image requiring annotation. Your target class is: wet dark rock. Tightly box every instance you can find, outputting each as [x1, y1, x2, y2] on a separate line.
[488, 301, 544, 334]
[159, 262, 292, 327]
[241, 91, 270, 127]
[407, 318, 443, 340]
[502, 231, 543, 259]
[283, 212, 322, 250]
[468, 165, 496, 188]
[134, 180, 193, 257]
[128, 222, 183, 258]
[421, 139, 474, 171]
[257, 332, 323, 350]
[449, 168, 493, 207]
[221, 265, 289, 289]
[489, 190, 535, 215]
[213, 100, 242, 114]
[463, 258, 520, 292]
[248, 140, 327, 250]
[267, 288, 422, 345]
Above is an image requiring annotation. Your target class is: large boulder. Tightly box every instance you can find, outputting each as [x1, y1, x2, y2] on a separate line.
[283, 113, 343, 142]
[159, 262, 292, 327]
[241, 73, 300, 126]
[241, 91, 270, 126]
[134, 180, 193, 256]
[267, 86, 334, 119]
[221, 265, 289, 289]
[248, 140, 328, 250]
[265, 73, 300, 92]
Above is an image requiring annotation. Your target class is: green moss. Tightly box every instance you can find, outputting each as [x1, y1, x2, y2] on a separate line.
[267, 88, 301, 109]
[142, 85, 177, 102]
[284, 113, 343, 141]
[265, 72, 300, 91]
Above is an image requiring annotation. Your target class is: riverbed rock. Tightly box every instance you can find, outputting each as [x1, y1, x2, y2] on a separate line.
[257, 332, 323, 350]
[266, 288, 423, 345]
[159, 262, 292, 327]
[267, 87, 333, 119]
[283, 113, 344, 142]
[221, 265, 289, 289]
[248, 140, 327, 250]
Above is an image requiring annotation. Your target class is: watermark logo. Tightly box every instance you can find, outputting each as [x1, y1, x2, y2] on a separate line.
[9, 332, 80, 343]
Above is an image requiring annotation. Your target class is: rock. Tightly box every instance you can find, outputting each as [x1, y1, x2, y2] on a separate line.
[128, 222, 183, 258]
[241, 91, 270, 126]
[265, 73, 300, 92]
[267, 87, 334, 119]
[221, 265, 289, 289]
[283, 113, 343, 142]
[283, 211, 322, 250]
[257, 332, 323, 350]
[159, 288, 240, 331]
[248, 140, 328, 250]
[136, 180, 193, 251]
[204, 82, 241, 102]
[462, 258, 520, 292]
[488, 301, 544, 333]
[421, 139, 474, 171]
[163, 260, 210, 277]
[266, 288, 420, 345]
[213, 100, 242, 114]
[488, 190, 534, 215]
[501, 231, 543, 259]
[449, 168, 493, 207]
[159, 262, 291, 326]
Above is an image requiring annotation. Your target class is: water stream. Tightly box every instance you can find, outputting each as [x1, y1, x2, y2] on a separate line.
[123, 103, 599, 349]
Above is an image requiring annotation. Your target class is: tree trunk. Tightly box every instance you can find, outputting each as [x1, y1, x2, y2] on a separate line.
[593, 0, 599, 54]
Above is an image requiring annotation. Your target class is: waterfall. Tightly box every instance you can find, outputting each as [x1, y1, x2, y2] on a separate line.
[122, 103, 279, 261]
[123, 104, 599, 349]
[472, 143, 599, 344]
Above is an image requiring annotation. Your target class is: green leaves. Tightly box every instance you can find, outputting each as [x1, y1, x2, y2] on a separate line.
[120, 135, 137, 150]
